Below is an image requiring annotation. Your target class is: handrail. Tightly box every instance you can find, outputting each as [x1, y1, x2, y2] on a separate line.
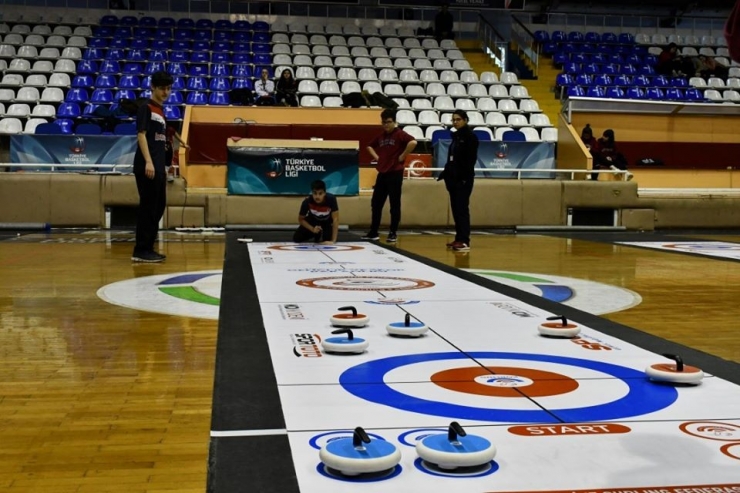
[477, 13, 508, 71]
[403, 167, 631, 181]
[511, 14, 539, 78]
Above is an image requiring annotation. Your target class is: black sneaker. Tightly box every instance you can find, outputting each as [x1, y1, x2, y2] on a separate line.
[153, 252, 166, 261]
[132, 251, 165, 263]
[386, 232, 397, 243]
[360, 231, 380, 241]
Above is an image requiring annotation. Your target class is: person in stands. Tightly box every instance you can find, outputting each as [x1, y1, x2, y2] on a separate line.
[592, 129, 633, 181]
[275, 68, 299, 107]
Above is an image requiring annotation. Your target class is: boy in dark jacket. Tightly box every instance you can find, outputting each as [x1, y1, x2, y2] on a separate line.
[438, 110, 479, 252]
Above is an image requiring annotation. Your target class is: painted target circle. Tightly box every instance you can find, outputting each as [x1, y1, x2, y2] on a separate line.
[297, 276, 435, 291]
[269, 244, 364, 251]
[679, 421, 740, 442]
[720, 443, 740, 461]
[664, 243, 740, 251]
[339, 352, 678, 423]
[308, 431, 387, 450]
[413, 458, 500, 478]
[431, 366, 579, 398]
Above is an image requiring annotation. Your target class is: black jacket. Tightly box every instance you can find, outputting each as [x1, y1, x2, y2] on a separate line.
[441, 125, 479, 183]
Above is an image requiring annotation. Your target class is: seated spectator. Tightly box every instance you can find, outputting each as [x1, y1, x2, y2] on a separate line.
[435, 3, 454, 41]
[699, 55, 729, 79]
[254, 68, 275, 106]
[275, 68, 298, 107]
[593, 129, 633, 181]
[580, 124, 598, 151]
[657, 43, 694, 77]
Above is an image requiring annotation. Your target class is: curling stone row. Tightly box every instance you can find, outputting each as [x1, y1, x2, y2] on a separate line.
[319, 422, 496, 476]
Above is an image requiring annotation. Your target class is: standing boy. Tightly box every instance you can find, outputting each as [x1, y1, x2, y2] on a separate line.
[132, 71, 172, 263]
[294, 180, 339, 244]
[362, 109, 417, 243]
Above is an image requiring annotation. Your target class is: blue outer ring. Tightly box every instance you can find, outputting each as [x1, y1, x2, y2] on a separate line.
[413, 458, 499, 478]
[325, 337, 366, 344]
[309, 431, 386, 450]
[316, 463, 402, 482]
[338, 352, 678, 423]
[325, 437, 397, 459]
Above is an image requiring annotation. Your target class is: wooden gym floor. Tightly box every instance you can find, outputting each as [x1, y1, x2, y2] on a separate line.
[0, 229, 738, 492]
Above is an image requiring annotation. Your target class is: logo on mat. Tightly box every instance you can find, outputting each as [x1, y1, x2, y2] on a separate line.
[489, 302, 536, 318]
[365, 298, 420, 305]
[291, 333, 322, 358]
[280, 304, 305, 320]
[70, 137, 86, 154]
[296, 276, 435, 291]
[266, 157, 283, 178]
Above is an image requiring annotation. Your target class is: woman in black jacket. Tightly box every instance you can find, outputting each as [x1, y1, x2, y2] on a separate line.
[275, 68, 298, 107]
[439, 109, 479, 252]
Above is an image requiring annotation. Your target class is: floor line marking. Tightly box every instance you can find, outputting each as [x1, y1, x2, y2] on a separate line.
[210, 429, 288, 438]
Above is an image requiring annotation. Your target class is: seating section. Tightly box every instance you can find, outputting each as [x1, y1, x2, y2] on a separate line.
[537, 29, 739, 103]
[0, 16, 556, 143]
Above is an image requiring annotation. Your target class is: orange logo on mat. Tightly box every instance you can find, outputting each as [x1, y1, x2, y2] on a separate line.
[508, 423, 631, 436]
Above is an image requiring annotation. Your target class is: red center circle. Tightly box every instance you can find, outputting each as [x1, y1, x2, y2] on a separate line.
[430, 366, 579, 398]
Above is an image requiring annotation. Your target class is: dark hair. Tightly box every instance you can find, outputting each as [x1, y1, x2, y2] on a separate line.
[150, 71, 173, 88]
[311, 180, 326, 192]
[452, 109, 469, 122]
[667, 42, 678, 50]
[380, 108, 397, 122]
[581, 123, 593, 138]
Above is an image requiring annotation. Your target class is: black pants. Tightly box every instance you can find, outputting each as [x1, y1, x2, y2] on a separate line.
[134, 170, 166, 254]
[446, 178, 474, 245]
[293, 218, 333, 243]
[276, 93, 298, 107]
[370, 170, 403, 234]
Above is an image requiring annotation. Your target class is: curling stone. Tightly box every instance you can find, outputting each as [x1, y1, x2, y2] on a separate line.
[330, 306, 370, 328]
[538, 315, 581, 338]
[321, 329, 369, 354]
[646, 353, 704, 385]
[319, 427, 401, 476]
[386, 313, 428, 338]
[416, 422, 496, 470]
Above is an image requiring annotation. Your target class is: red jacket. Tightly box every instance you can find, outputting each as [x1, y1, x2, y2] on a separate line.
[726, 0, 740, 63]
[368, 127, 415, 173]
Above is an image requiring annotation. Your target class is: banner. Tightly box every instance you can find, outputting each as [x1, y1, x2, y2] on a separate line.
[433, 140, 555, 179]
[227, 147, 359, 196]
[10, 135, 137, 172]
[379, 0, 524, 9]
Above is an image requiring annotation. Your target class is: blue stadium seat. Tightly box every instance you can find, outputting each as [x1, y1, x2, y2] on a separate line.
[195, 29, 213, 41]
[196, 18, 214, 28]
[58, 102, 81, 117]
[115, 89, 136, 101]
[592, 53, 607, 64]
[190, 51, 209, 64]
[626, 87, 645, 99]
[114, 123, 137, 135]
[234, 20, 250, 30]
[100, 15, 119, 26]
[113, 27, 132, 38]
[65, 88, 89, 103]
[645, 87, 665, 101]
[606, 87, 626, 99]
[140, 89, 151, 99]
[212, 52, 231, 63]
[75, 123, 102, 135]
[552, 53, 569, 66]
[106, 48, 124, 60]
[109, 38, 129, 49]
[193, 40, 210, 51]
[561, 43, 578, 53]
[158, 17, 176, 27]
[35, 122, 63, 135]
[253, 32, 270, 44]
[210, 78, 231, 91]
[172, 77, 184, 90]
[232, 53, 252, 64]
[534, 30, 549, 42]
[602, 63, 619, 76]
[151, 40, 171, 50]
[568, 31, 584, 42]
[88, 37, 108, 49]
[91, 89, 113, 103]
[567, 86, 586, 97]
[251, 43, 270, 54]
[149, 49, 168, 61]
[100, 61, 121, 74]
[671, 77, 688, 88]
[213, 41, 232, 52]
[563, 62, 580, 74]
[684, 88, 703, 101]
[119, 75, 140, 89]
[214, 30, 233, 42]
[72, 75, 94, 88]
[634, 45, 648, 55]
[594, 74, 612, 86]
[122, 63, 143, 75]
[571, 53, 589, 64]
[209, 92, 230, 105]
[235, 31, 253, 42]
[170, 51, 188, 62]
[503, 130, 527, 141]
[620, 64, 637, 75]
[644, 55, 658, 66]
[665, 88, 684, 101]
[156, 28, 174, 39]
[82, 103, 99, 116]
[556, 73, 574, 87]
[232, 78, 252, 90]
[126, 49, 146, 62]
[551, 30, 566, 42]
[602, 32, 618, 43]
[431, 129, 452, 145]
[625, 54, 642, 65]
[178, 18, 195, 28]
[543, 42, 557, 55]
[186, 91, 207, 105]
[95, 74, 116, 88]
[77, 60, 98, 74]
[252, 21, 269, 32]
[83, 48, 103, 60]
[186, 77, 207, 90]
[583, 63, 600, 75]
[638, 65, 656, 76]
[575, 74, 593, 86]
[189, 64, 208, 77]
[120, 15, 138, 26]
[132, 30, 151, 42]
[94, 25, 114, 36]
[254, 66, 273, 78]
[652, 75, 670, 88]
[174, 28, 194, 40]
[586, 86, 606, 98]
[168, 63, 186, 76]
[167, 92, 184, 105]
[619, 33, 635, 44]
[253, 54, 271, 66]
[54, 119, 74, 134]
[139, 16, 156, 27]
[608, 53, 624, 64]
[164, 105, 182, 120]
[598, 43, 614, 54]
[613, 75, 632, 86]
[585, 32, 600, 43]
[210, 63, 230, 77]
[633, 75, 651, 86]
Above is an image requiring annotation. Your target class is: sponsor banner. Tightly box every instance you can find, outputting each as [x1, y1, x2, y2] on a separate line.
[487, 485, 740, 493]
[10, 135, 137, 171]
[379, 0, 524, 9]
[227, 147, 359, 196]
[433, 140, 555, 179]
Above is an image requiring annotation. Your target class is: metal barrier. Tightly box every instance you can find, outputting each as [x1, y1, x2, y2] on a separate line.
[402, 167, 632, 181]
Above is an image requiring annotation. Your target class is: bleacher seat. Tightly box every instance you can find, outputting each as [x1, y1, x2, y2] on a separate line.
[34, 122, 62, 134]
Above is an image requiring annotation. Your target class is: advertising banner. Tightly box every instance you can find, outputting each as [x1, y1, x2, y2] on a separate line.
[227, 147, 359, 196]
[433, 140, 555, 179]
[10, 135, 137, 172]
